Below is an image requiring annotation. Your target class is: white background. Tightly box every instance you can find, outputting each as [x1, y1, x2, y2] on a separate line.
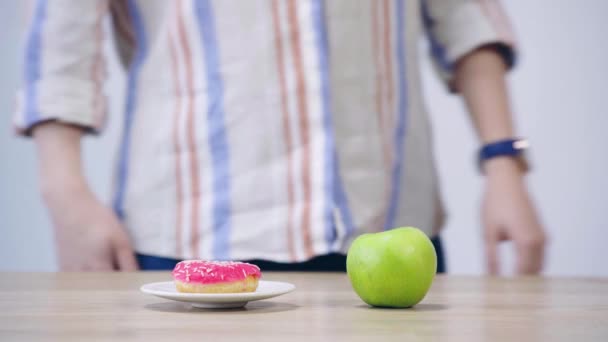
[1, 1, 606, 275]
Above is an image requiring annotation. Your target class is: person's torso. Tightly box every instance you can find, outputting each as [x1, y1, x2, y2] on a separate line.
[109, 0, 441, 262]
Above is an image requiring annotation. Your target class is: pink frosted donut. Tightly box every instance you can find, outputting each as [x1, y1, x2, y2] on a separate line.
[172, 260, 261, 293]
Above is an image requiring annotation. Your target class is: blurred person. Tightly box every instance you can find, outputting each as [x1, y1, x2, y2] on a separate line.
[15, 0, 545, 273]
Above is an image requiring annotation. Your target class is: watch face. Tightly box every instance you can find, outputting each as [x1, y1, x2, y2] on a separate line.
[513, 139, 530, 151]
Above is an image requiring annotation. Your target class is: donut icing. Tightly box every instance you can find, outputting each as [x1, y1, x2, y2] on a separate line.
[172, 260, 261, 285]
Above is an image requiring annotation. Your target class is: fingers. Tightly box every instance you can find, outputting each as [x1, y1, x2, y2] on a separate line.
[484, 227, 500, 275]
[63, 260, 113, 271]
[515, 232, 545, 275]
[114, 241, 139, 271]
[83, 262, 114, 272]
[115, 247, 139, 271]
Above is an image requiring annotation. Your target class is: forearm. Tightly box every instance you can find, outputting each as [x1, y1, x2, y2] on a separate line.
[32, 122, 89, 202]
[455, 46, 515, 142]
[32, 123, 138, 271]
[454, 46, 521, 174]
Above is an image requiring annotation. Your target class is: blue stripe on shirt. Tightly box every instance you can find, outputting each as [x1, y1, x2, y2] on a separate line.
[113, 0, 148, 218]
[194, 0, 232, 260]
[23, 0, 48, 126]
[420, 0, 452, 72]
[311, 0, 355, 248]
[384, 0, 409, 230]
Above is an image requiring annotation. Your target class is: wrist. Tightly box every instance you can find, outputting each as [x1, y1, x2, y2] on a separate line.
[40, 175, 91, 207]
[479, 138, 530, 175]
[484, 157, 525, 180]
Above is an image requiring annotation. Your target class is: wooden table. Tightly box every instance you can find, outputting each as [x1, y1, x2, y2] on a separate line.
[0, 273, 607, 341]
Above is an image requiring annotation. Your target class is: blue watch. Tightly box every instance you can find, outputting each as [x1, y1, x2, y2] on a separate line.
[478, 138, 530, 173]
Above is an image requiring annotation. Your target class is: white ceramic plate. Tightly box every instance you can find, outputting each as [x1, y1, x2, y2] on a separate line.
[140, 280, 295, 309]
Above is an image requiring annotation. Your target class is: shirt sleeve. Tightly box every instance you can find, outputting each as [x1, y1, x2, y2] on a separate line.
[421, 0, 517, 91]
[14, 0, 110, 136]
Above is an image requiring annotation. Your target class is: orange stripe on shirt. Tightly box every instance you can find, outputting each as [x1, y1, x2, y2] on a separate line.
[176, 0, 202, 258]
[372, 0, 386, 146]
[382, 0, 395, 125]
[369, 0, 396, 231]
[168, 33, 184, 258]
[271, 0, 297, 262]
[366, 1, 388, 228]
[287, 0, 314, 258]
[91, 0, 107, 130]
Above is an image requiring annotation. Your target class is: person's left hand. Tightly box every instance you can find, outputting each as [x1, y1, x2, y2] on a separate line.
[481, 158, 547, 275]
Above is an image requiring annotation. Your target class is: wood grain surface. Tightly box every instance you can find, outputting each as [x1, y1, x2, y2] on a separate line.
[0, 272, 607, 341]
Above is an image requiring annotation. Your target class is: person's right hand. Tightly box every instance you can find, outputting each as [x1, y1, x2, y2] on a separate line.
[44, 186, 139, 271]
[32, 122, 138, 271]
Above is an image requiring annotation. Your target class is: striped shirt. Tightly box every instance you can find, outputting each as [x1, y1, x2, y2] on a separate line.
[15, 0, 515, 262]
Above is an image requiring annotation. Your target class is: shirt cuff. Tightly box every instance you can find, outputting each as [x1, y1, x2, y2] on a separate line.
[13, 77, 107, 136]
[425, 1, 517, 92]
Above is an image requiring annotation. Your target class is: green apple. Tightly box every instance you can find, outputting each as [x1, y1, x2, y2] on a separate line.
[346, 227, 437, 308]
